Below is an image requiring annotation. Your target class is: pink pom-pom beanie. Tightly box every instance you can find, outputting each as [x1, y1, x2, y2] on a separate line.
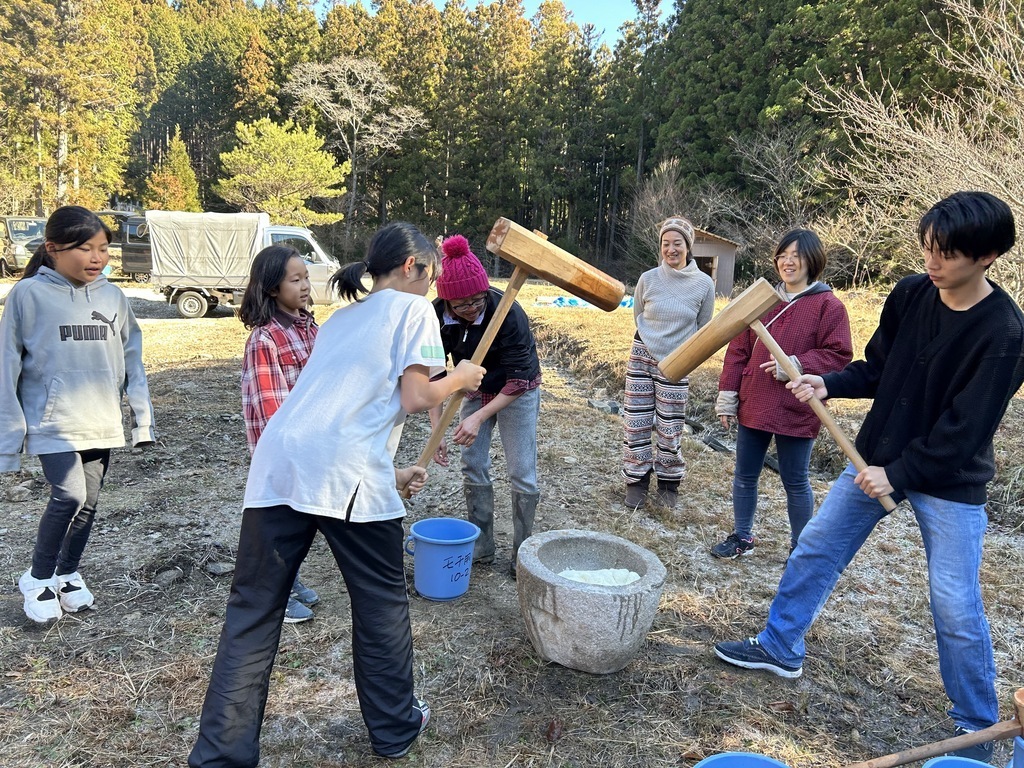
[436, 235, 491, 300]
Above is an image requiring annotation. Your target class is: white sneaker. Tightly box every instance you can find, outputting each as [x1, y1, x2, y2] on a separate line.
[19, 571, 63, 623]
[56, 571, 95, 612]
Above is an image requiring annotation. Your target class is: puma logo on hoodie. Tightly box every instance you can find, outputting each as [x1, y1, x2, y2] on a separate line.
[91, 310, 117, 335]
[58, 311, 117, 341]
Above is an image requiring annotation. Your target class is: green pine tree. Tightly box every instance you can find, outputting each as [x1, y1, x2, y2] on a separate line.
[143, 127, 202, 211]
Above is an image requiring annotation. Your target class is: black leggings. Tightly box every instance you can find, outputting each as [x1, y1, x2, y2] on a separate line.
[32, 449, 110, 580]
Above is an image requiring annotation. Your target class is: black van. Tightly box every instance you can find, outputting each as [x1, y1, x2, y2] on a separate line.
[98, 210, 152, 281]
[119, 215, 152, 281]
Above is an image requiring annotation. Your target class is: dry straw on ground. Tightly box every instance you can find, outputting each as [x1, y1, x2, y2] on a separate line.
[0, 274, 1020, 768]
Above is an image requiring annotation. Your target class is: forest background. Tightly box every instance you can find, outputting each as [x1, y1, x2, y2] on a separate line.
[2, 0, 1024, 293]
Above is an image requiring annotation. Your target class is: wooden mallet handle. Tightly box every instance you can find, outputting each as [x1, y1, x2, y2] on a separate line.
[842, 688, 1024, 768]
[400, 266, 530, 497]
[749, 320, 897, 513]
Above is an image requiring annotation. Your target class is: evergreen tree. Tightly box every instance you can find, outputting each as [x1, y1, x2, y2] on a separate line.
[0, 0, 155, 212]
[214, 118, 347, 226]
[143, 127, 202, 211]
[260, 0, 321, 114]
[320, 2, 370, 61]
[235, 32, 276, 123]
[141, 0, 259, 202]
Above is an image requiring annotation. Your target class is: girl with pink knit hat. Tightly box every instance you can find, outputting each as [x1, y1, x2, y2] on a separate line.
[623, 216, 716, 510]
[429, 234, 542, 578]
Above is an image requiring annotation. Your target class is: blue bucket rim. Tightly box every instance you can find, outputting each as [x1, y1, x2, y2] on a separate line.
[409, 517, 480, 546]
[922, 757, 995, 768]
[694, 752, 791, 768]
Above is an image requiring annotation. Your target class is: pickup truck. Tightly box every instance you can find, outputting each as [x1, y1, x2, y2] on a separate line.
[146, 210, 340, 318]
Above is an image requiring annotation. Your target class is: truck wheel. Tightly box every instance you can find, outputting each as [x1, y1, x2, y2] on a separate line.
[176, 291, 208, 319]
[135, 272, 151, 283]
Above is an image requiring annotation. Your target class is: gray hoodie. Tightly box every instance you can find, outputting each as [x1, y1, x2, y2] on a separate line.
[0, 266, 155, 471]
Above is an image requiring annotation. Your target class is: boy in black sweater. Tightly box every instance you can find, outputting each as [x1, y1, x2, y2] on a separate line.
[714, 191, 1024, 763]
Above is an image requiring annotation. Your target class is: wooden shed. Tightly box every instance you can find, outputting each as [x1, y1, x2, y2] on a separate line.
[691, 228, 740, 297]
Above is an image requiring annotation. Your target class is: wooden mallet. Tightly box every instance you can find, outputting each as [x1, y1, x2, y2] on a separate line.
[841, 687, 1024, 768]
[658, 277, 897, 512]
[403, 218, 625, 495]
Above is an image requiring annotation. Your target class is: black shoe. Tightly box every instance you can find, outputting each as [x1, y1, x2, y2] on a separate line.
[711, 533, 755, 559]
[714, 637, 802, 678]
[948, 726, 995, 764]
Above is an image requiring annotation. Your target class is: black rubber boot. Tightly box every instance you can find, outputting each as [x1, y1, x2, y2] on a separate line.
[464, 483, 495, 564]
[509, 490, 540, 578]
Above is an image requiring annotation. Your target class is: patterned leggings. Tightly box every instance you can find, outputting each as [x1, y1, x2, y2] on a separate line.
[622, 337, 689, 484]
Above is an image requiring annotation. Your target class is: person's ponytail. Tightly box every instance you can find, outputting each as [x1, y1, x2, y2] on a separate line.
[330, 261, 370, 303]
[21, 242, 55, 279]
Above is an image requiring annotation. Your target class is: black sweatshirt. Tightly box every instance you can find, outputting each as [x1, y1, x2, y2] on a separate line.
[433, 288, 540, 395]
[823, 274, 1024, 504]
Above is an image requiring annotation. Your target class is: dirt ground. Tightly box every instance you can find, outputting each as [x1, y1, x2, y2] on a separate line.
[0, 285, 1021, 768]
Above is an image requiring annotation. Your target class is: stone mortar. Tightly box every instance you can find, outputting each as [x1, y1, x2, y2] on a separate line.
[516, 528, 667, 674]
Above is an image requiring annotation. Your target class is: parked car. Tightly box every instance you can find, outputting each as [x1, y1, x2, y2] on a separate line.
[97, 210, 152, 281]
[0, 216, 47, 276]
[146, 210, 339, 318]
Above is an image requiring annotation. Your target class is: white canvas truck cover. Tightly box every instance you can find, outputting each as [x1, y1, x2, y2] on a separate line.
[147, 211, 269, 289]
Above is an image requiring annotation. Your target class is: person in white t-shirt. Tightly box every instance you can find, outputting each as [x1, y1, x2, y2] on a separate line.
[188, 223, 485, 766]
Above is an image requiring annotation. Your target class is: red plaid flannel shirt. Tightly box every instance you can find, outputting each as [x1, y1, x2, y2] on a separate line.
[241, 309, 318, 454]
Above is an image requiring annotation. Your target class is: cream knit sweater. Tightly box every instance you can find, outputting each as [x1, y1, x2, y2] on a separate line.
[633, 260, 716, 362]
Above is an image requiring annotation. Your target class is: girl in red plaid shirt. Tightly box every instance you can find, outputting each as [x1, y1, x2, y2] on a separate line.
[712, 230, 853, 560]
[239, 245, 320, 622]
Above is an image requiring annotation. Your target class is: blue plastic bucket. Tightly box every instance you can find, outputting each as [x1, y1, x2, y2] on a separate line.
[924, 758, 996, 768]
[404, 518, 480, 601]
[694, 753, 791, 768]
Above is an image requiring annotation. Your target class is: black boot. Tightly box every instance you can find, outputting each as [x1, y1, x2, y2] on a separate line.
[510, 490, 540, 578]
[464, 483, 495, 564]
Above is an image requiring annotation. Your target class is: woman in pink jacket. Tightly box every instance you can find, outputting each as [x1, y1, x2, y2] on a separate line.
[712, 229, 853, 560]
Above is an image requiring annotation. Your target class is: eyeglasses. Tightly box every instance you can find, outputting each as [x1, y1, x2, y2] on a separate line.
[450, 295, 487, 312]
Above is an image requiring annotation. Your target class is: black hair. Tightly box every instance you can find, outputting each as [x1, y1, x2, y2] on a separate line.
[330, 222, 439, 303]
[774, 228, 827, 283]
[22, 206, 112, 279]
[238, 245, 304, 330]
[918, 191, 1016, 261]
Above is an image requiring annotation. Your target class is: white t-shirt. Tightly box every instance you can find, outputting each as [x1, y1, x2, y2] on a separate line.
[243, 289, 446, 522]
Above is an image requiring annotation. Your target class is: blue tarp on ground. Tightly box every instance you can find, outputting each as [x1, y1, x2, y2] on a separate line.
[535, 295, 633, 309]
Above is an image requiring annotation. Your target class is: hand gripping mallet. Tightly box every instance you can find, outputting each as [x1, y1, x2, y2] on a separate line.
[402, 218, 625, 496]
[841, 687, 1024, 768]
[657, 277, 897, 512]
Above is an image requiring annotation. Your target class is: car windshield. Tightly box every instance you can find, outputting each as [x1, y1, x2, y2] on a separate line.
[9, 219, 45, 242]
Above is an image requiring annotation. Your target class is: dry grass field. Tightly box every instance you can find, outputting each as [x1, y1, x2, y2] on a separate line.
[0, 272, 1021, 768]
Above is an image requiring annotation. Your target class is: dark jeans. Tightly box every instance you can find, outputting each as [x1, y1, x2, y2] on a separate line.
[32, 449, 110, 579]
[188, 505, 420, 767]
[732, 425, 814, 547]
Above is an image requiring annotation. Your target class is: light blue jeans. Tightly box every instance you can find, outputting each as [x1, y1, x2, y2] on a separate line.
[459, 387, 540, 494]
[758, 463, 998, 731]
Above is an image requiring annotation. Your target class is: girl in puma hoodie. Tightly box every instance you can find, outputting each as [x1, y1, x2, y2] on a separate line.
[0, 206, 154, 623]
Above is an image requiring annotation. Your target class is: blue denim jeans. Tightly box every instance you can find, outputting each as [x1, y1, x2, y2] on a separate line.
[758, 464, 998, 731]
[733, 425, 814, 547]
[459, 387, 539, 494]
